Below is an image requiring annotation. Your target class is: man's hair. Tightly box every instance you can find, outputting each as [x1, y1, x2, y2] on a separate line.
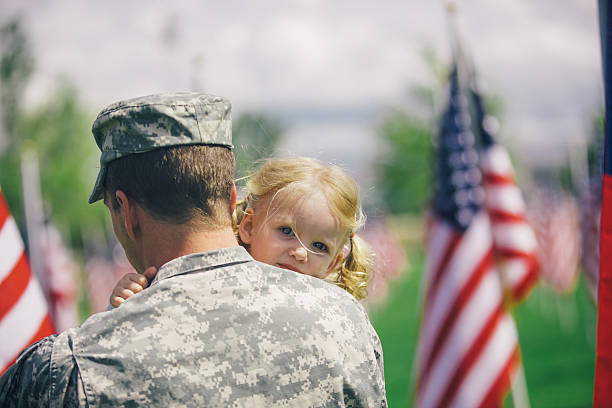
[104, 145, 235, 227]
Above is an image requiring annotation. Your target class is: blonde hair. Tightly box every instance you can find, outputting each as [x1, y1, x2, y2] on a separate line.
[233, 157, 372, 300]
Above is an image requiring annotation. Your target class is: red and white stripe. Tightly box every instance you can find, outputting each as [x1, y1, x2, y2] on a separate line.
[416, 212, 520, 408]
[480, 144, 539, 302]
[0, 191, 54, 375]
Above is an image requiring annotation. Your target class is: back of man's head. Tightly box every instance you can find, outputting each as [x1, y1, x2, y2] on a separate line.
[105, 145, 235, 226]
[89, 92, 235, 227]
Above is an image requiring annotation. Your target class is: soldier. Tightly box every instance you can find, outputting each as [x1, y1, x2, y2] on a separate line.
[0, 92, 387, 407]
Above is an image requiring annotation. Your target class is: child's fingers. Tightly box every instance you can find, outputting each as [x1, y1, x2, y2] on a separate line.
[110, 295, 125, 308]
[117, 288, 137, 299]
[109, 274, 143, 308]
[123, 280, 146, 295]
[126, 274, 148, 289]
[142, 266, 157, 285]
[109, 268, 156, 309]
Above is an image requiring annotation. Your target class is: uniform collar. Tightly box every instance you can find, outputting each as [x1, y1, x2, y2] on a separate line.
[150, 246, 252, 286]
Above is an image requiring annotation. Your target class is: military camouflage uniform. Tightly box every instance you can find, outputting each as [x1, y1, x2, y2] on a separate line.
[0, 247, 386, 407]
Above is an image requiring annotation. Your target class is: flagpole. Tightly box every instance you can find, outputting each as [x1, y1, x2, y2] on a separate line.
[445, 2, 459, 61]
[20, 145, 52, 311]
[511, 363, 531, 408]
[445, 1, 474, 81]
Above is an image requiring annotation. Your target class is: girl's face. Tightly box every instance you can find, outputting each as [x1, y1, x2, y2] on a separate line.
[238, 191, 346, 279]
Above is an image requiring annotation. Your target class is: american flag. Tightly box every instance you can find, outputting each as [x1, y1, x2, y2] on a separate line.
[0, 190, 55, 375]
[471, 84, 539, 302]
[416, 67, 520, 408]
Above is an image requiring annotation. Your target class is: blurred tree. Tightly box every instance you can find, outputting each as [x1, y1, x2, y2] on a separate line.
[0, 17, 105, 247]
[374, 46, 510, 215]
[375, 111, 433, 214]
[587, 113, 605, 182]
[0, 17, 33, 223]
[0, 81, 106, 247]
[232, 112, 284, 180]
[373, 46, 446, 215]
[0, 18, 33, 144]
[23, 83, 104, 244]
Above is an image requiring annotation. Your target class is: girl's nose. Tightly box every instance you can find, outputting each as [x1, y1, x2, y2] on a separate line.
[291, 246, 308, 262]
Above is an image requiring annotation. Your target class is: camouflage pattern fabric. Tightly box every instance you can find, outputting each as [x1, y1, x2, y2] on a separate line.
[0, 246, 387, 407]
[88, 92, 233, 204]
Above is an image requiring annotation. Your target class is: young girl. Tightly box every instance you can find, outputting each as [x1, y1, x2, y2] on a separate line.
[110, 156, 373, 306]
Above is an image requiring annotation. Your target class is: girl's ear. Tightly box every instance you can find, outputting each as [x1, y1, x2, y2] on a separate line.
[238, 208, 256, 244]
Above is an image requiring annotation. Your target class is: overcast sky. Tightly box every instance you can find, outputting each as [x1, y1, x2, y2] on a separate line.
[2, 0, 604, 196]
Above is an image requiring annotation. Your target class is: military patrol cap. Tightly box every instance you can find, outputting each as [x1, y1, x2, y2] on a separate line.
[88, 92, 233, 204]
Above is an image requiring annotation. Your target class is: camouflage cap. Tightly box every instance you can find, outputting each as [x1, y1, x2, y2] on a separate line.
[88, 92, 233, 204]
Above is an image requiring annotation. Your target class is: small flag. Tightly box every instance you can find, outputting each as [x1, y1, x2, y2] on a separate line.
[415, 67, 520, 408]
[579, 184, 601, 300]
[528, 189, 580, 293]
[0, 190, 54, 375]
[360, 218, 407, 303]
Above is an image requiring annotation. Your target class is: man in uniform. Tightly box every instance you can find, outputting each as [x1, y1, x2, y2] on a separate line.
[0, 92, 387, 407]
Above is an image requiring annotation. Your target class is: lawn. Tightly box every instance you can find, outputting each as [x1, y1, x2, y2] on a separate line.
[369, 248, 596, 407]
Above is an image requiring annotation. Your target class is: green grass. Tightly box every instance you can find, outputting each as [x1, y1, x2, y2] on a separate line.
[368, 249, 424, 407]
[510, 277, 595, 407]
[369, 248, 596, 407]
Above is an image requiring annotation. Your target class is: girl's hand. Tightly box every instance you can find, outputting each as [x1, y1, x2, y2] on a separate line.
[109, 266, 157, 308]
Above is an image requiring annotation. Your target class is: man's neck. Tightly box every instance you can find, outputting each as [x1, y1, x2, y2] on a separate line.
[139, 222, 239, 271]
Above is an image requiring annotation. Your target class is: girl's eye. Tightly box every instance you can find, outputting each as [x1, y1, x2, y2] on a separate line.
[312, 242, 329, 253]
[280, 227, 294, 236]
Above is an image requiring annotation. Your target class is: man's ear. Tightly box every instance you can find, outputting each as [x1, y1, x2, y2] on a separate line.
[230, 183, 237, 215]
[238, 208, 255, 245]
[115, 190, 140, 240]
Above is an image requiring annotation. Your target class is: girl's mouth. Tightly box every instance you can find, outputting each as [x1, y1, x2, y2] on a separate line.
[277, 263, 303, 274]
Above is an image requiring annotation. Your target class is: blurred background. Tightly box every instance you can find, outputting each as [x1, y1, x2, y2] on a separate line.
[0, 1, 602, 406]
